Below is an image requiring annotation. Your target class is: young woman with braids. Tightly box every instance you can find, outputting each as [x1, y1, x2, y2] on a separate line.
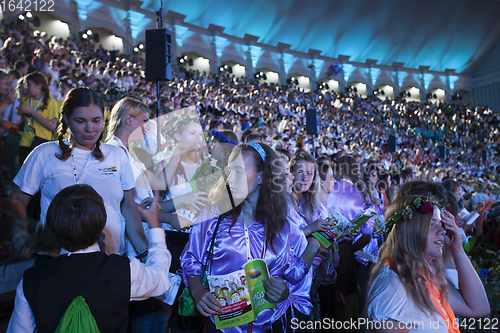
[8, 87, 147, 256]
[365, 195, 489, 332]
[181, 143, 319, 333]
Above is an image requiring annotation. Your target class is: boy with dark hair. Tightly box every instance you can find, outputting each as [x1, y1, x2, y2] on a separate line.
[7, 184, 171, 333]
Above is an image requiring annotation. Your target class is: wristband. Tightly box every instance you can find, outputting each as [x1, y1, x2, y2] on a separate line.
[136, 247, 149, 260]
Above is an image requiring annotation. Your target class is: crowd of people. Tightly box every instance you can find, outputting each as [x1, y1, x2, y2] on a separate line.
[0, 19, 498, 333]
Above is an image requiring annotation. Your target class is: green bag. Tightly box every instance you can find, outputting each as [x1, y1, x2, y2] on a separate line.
[178, 215, 223, 317]
[43, 258, 115, 333]
[54, 295, 100, 333]
[178, 269, 208, 316]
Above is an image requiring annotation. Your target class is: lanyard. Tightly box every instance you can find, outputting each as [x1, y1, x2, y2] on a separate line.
[70, 152, 92, 184]
[27, 97, 44, 131]
[29, 97, 43, 112]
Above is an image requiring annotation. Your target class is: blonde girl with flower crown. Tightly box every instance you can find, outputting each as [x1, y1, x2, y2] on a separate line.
[365, 195, 489, 333]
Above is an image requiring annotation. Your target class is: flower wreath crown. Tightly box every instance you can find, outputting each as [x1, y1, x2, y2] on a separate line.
[385, 196, 447, 234]
[164, 115, 202, 140]
[57, 76, 78, 89]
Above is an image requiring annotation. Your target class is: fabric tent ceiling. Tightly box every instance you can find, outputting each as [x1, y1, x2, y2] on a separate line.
[136, 0, 500, 73]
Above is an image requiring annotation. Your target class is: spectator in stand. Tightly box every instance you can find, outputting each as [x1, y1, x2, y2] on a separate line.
[0, 71, 22, 177]
[17, 72, 59, 164]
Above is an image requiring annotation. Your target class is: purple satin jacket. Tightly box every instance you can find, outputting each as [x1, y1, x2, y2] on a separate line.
[283, 201, 314, 317]
[180, 214, 310, 333]
[326, 180, 368, 222]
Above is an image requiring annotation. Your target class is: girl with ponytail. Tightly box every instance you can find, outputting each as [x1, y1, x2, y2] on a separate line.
[8, 87, 147, 257]
[17, 72, 58, 164]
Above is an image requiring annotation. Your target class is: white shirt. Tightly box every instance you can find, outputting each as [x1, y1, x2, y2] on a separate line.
[1, 99, 21, 137]
[366, 266, 448, 332]
[14, 142, 136, 255]
[108, 136, 153, 204]
[7, 228, 172, 333]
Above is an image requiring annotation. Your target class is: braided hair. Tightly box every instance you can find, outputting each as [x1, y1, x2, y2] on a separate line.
[56, 87, 105, 161]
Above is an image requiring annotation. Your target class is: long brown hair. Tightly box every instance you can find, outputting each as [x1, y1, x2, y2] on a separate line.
[56, 88, 105, 161]
[289, 150, 320, 222]
[25, 72, 50, 111]
[370, 195, 448, 315]
[364, 164, 381, 206]
[209, 143, 288, 254]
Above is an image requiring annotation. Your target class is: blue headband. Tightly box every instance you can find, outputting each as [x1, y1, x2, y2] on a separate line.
[209, 129, 237, 145]
[247, 142, 266, 162]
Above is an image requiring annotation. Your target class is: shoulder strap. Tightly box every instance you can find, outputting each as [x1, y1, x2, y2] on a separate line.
[205, 214, 224, 275]
[204, 183, 236, 275]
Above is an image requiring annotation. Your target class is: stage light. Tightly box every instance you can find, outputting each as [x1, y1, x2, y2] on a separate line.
[318, 82, 329, 90]
[254, 72, 267, 80]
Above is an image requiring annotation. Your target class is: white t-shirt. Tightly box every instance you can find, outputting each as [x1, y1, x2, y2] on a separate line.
[14, 142, 135, 255]
[365, 265, 448, 332]
[107, 137, 153, 256]
[107, 136, 153, 204]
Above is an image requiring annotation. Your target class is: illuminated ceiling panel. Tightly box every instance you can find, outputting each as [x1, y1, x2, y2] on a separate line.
[134, 0, 500, 73]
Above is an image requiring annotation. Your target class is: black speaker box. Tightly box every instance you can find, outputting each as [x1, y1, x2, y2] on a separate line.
[306, 108, 318, 135]
[388, 135, 397, 152]
[145, 29, 172, 81]
[438, 145, 446, 159]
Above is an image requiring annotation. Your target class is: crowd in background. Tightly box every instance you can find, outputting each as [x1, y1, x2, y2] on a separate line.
[0, 19, 499, 332]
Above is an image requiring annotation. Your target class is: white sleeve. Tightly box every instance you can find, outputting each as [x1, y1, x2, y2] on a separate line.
[7, 279, 36, 333]
[129, 228, 172, 301]
[366, 269, 419, 323]
[13, 146, 46, 195]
